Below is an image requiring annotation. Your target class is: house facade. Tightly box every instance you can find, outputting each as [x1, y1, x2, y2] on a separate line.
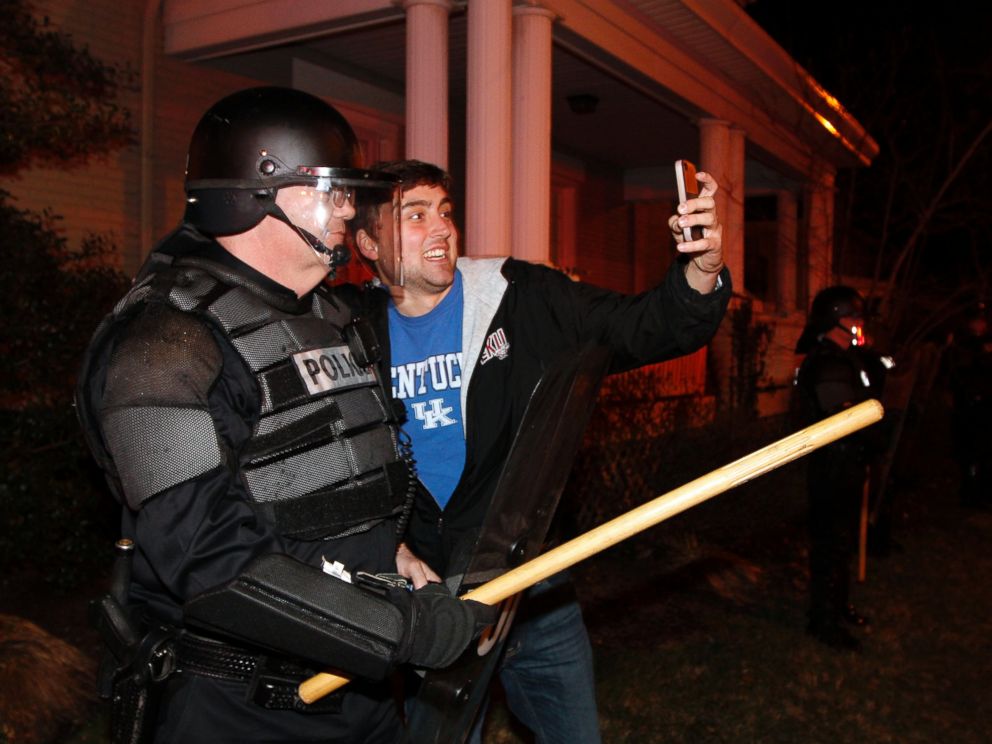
[10, 0, 877, 417]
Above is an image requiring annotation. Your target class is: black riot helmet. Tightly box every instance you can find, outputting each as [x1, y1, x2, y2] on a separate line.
[183, 86, 397, 266]
[796, 285, 865, 353]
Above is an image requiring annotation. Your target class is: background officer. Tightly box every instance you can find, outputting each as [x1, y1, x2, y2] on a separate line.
[946, 301, 992, 507]
[794, 285, 883, 652]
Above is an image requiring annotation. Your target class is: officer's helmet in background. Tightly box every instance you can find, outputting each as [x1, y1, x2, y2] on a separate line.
[796, 285, 866, 353]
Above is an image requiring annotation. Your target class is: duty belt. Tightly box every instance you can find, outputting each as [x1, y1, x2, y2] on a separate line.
[174, 632, 342, 713]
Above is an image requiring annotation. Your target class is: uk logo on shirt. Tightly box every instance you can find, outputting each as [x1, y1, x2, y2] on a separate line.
[480, 327, 510, 365]
[409, 399, 457, 429]
[391, 352, 464, 432]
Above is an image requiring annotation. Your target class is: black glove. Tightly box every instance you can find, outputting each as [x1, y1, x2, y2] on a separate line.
[390, 583, 498, 669]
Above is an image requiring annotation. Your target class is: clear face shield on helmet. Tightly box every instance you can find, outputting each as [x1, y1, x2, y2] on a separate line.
[349, 182, 407, 289]
[383, 188, 404, 288]
[269, 165, 401, 276]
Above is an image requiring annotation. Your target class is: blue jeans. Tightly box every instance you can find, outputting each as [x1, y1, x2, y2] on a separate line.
[471, 571, 601, 744]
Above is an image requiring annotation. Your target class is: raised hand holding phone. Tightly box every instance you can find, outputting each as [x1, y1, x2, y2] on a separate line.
[670, 161, 724, 293]
[675, 159, 705, 242]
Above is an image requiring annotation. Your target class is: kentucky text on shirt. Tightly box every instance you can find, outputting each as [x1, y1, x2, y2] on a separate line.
[391, 352, 464, 399]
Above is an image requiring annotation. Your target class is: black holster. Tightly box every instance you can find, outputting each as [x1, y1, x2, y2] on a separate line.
[91, 539, 177, 744]
[107, 672, 151, 744]
[91, 599, 178, 744]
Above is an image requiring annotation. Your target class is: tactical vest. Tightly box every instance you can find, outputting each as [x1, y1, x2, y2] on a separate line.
[79, 250, 410, 540]
[796, 343, 874, 419]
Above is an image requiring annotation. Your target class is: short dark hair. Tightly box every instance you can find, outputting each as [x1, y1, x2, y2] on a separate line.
[351, 159, 453, 241]
[380, 159, 452, 195]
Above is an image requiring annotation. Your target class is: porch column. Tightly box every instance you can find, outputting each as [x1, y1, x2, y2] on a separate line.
[554, 185, 578, 270]
[403, 0, 453, 168]
[511, 5, 555, 264]
[776, 189, 798, 314]
[805, 170, 836, 300]
[699, 119, 746, 410]
[465, 0, 512, 256]
[727, 126, 746, 283]
[699, 118, 744, 287]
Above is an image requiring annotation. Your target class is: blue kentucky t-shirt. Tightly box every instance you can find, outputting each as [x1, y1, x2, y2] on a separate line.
[388, 270, 466, 509]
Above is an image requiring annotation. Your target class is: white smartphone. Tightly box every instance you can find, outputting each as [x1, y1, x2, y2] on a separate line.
[675, 159, 704, 241]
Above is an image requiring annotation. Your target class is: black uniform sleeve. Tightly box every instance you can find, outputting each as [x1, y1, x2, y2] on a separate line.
[507, 259, 731, 374]
[184, 554, 497, 680]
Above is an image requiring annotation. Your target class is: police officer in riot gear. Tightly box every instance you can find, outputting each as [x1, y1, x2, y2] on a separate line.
[76, 87, 494, 743]
[946, 302, 992, 507]
[795, 285, 882, 652]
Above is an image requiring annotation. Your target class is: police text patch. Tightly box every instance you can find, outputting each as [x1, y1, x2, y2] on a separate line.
[292, 345, 375, 396]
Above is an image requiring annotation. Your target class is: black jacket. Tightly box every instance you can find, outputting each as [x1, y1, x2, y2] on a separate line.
[345, 257, 731, 575]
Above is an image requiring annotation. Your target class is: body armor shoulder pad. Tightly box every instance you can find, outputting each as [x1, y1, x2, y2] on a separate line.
[98, 301, 227, 510]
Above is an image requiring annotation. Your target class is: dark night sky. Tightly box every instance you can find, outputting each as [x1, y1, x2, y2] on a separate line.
[745, 0, 992, 173]
[746, 0, 992, 325]
[745, 1, 988, 116]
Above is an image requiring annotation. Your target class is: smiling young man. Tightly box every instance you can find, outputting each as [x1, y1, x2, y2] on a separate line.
[358, 177, 459, 313]
[349, 159, 731, 743]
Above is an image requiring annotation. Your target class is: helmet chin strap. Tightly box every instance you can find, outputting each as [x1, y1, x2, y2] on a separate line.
[266, 201, 351, 270]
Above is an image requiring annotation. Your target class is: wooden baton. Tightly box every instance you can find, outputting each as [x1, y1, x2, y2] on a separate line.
[299, 398, 884, 703]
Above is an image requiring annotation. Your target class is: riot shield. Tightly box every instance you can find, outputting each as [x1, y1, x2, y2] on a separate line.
[404, 343, 612, 743]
